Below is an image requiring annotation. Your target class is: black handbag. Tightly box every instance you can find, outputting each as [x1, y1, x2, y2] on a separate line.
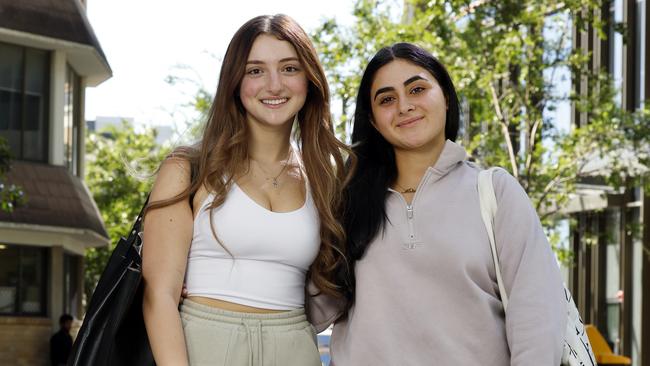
[68, 198, 155, 366]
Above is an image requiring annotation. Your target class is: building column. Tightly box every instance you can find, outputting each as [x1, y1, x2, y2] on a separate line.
[49, 246, 64, 327]
[642, 191, 650, 366]
[77, 77, 87, 179]
[49, 51, 65, 166]
[76, 255, 84, 319]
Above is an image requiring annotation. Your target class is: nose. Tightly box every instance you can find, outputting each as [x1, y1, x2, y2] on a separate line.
[398, 98, 415, 115]
[266, 70, 283, 94]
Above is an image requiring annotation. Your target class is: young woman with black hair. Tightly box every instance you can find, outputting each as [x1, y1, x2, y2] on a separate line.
[308, 43, 566, 365]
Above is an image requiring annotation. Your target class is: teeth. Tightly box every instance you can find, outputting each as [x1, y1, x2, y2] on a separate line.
[262, 98, 288, 105]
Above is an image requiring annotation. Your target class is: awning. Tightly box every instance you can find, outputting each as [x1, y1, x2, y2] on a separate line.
[0, 161, 109, 249]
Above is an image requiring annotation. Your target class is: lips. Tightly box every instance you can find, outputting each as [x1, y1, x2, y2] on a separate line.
[397, 116, 424, 127]
[261, 97, 288, 106]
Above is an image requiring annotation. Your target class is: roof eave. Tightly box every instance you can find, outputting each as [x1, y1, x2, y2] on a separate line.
[0, 27, 112, 86]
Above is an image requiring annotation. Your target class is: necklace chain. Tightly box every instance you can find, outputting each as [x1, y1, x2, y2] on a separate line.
[395, 182, 416, 194]
[251, 149, 293, 188]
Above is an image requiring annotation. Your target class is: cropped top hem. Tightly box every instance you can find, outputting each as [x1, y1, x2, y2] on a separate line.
[185, 293, 302, 311]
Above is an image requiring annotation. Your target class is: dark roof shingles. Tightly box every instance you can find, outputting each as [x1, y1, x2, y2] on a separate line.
[0, 0, 109, 66]
[0, 161, 108, 239]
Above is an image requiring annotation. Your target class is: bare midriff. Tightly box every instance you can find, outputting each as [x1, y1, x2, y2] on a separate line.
[187, 296, 289, 314]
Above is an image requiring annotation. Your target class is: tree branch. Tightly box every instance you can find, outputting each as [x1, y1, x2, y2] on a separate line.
[489, 82, 519, 178]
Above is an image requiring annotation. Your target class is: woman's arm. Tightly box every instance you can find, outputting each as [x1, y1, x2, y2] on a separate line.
[142, 158, 193, 366]
[492, 169, 567, 366]
[305, 280, 347, 333]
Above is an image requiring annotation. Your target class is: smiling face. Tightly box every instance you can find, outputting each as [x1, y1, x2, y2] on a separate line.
[239, 34, 308, 130]
[369, 59, 447, 153]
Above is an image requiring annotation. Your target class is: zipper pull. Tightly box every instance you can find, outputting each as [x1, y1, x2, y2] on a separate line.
[407, 205, 414, 219]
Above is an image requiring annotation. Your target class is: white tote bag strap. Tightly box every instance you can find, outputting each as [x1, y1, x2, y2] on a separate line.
[478, 168, 509, 310]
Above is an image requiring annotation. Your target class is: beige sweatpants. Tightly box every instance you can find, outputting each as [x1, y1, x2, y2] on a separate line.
[180, 299, 321, 366]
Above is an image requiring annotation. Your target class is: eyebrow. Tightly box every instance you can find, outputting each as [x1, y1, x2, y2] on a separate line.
[373, 75, 428, 101]
[246, 57, 300, 65]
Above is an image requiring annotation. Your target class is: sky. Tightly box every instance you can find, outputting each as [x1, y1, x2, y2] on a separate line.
[85, 0, 356, 131]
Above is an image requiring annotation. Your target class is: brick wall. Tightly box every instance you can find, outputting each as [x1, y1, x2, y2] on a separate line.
[0, 317, 52, 366]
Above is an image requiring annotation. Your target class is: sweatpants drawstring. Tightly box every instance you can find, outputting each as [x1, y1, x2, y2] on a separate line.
[242, 319, 263, 366]
[257, 320, 263, 366]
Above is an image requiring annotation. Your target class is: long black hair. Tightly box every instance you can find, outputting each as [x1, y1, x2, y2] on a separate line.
[339, 43, 460, 308]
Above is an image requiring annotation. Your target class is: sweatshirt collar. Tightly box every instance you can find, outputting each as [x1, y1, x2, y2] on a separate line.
[387, 140, 468, 194]
[426, 140, 467, 183]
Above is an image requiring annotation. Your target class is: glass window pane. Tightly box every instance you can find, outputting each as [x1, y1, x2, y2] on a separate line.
[23, 94, 46, 161]
[0, 91, 22, 154]
[0, 43, 24, 155]
[606, 303, 621, 352]
[605, 209, 621, 299]
[19, 247, 45, 314]
[22, 49, 48, 162]
[64, 67, 73, 169]
[604, 209, 622, 350]
[64, 66, 80, 174]
[0, 43, 23, 91]
[610, 0, 624, 106]
[636, 0, 646, 106]
[0, 86, 22, 131]
[0, 245, 20, 314]
[0, 43, 49, 161]
[64, 254, 81, 316]
[25, 49, 47, 94]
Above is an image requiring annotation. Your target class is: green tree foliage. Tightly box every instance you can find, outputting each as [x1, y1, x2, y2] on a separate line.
[311, 0, 650, 253]
[0, 137, 26, 212]
[164, 63, 214, 141]
[84, 122, 169, 300]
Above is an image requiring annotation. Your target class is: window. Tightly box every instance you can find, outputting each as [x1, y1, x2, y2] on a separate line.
[64, 65, 81, 175]
[0, 244, 48, 316]
[609, 0, 624, 106]
[63, 253, 81, 317]
[0, 42, 49, 162]
[604, 209, 622, 352]
[635, 0, 646, 107]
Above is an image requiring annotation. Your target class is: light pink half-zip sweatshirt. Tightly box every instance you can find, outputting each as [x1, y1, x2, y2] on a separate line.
[308, 140, 566, 366]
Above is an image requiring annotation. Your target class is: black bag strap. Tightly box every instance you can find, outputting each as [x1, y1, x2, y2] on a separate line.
[126, 195, 150, 245]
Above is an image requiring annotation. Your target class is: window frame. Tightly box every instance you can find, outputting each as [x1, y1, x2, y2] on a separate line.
[0, 243, 49, 317]
[62, 251, 81, 317]
[0, 42, 50, 163]
[64, 64, 81, 175]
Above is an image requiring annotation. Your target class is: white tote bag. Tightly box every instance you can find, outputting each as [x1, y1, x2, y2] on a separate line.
[477, 168, 597, 366]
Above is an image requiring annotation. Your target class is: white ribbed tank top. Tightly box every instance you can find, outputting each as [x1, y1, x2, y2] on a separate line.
[184, 182, 320, 310]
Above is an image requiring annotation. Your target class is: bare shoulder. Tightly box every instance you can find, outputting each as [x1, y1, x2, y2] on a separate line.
[150, 157, 191, 202]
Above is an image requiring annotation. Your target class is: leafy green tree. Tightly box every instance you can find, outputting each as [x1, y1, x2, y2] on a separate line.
[0, 137, 26, 212]
[84, 122, 170, 300]
[311, 0, 650, 258]
[164, 63, 214, 141]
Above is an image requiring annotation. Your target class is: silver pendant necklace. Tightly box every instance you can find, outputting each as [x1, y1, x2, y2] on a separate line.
[254, 149, 293, 189]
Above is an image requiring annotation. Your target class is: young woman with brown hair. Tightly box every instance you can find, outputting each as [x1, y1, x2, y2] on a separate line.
[141, 14, 350, 366]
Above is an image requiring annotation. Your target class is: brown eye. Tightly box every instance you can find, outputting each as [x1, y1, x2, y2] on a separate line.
[379, 96, 395, 105]
[283, 65, 300, 73]
[410, 86, 425, 94]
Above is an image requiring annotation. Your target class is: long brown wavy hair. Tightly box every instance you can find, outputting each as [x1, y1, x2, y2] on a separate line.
[146, 14, 353, 298]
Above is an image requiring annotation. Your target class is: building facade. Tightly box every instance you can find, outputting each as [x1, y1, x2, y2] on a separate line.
[0, 0, 111, 364]
[570, 1, 649, 365]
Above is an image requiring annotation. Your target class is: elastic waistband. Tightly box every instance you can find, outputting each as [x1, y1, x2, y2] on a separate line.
[180, 299, 308, 329]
